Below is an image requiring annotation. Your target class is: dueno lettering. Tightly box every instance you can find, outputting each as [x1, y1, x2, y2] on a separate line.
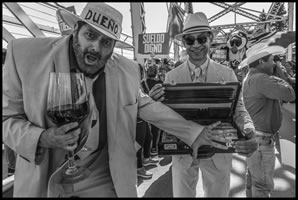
[84, 10, 94, 21]
[107, 19, 118, 34]
[92, 13, 102, 24]
[113, 24, 118, 34]
[85, 9, 118, 34]
[100, 16, 108, 28]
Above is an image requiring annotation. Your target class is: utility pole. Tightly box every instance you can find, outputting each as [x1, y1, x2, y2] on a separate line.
[234, 8, 236, 25]
[130, 3, 146, 64]
[287, 2, 294, 61]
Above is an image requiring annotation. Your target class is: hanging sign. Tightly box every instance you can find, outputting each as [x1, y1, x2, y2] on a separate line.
[138, 32, 169, 55]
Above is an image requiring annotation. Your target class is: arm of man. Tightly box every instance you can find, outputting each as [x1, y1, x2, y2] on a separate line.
[227, 69, 257, 157]
[2, 40, 48, 164]
[273, 64, 288, 81]
[259, 74, 296, 102]
[138, 89, 230, 158]
[2, 40, 80, 164]
[233, 88, 257, 157]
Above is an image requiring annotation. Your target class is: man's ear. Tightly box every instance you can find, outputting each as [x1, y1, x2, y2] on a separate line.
[72, 22, 79, 35]
[73, 22, 79, 31]
[182, 40, 186, 48]
[258, 59, 264, 65]
[209, 33, 214, 42]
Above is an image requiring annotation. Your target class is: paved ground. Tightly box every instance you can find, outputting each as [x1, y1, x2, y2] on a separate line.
[137, 103, 296, 197]
[3, 145, 296, 198]
[137, 150, 296, 197]
[3, 103, 295, 197]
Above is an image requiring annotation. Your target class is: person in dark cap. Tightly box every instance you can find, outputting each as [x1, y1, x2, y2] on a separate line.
[141, 64, 163, 158]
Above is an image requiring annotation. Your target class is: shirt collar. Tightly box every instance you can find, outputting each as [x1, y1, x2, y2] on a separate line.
[187, 58, 209, 72]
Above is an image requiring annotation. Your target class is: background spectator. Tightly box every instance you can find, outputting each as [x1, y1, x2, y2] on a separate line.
[141, 65, 163, 156]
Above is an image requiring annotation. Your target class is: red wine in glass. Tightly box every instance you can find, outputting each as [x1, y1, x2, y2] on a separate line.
[47, 101, 89, 126]
[47, 72, 91, 184]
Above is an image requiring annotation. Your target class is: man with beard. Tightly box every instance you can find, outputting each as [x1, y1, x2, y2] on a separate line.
[149, 12, 257, 197]
[3, 3, 234, 197]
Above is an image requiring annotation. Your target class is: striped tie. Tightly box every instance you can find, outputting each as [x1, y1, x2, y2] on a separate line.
[193, 66, 204, 83]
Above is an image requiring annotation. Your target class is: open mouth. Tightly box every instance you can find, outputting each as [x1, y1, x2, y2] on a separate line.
[85, 53, 98, 65]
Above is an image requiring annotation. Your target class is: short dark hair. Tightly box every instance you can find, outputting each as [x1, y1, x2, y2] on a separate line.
[73, 21, 87, 34]
[273, 55, 281, 62]
[249, 54, 271, 68]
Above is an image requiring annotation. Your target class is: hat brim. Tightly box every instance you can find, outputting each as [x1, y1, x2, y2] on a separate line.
[238, 58, 248, 69]
[58, 9, 133, 49]
[175, 30, 214, 41]
[246, 45, 285, 65]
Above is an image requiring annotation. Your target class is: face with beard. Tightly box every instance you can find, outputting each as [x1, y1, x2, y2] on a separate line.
[72, 23, 115, 77]
[182, 32, 211, 64]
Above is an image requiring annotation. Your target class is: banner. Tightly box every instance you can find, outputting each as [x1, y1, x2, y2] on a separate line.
[167, 3, 185, 47]
[56, 7, 77, 36]
[138, 32, 170, 55]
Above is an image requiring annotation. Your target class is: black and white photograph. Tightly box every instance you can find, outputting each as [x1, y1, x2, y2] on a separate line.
[2, 2, 296, 198]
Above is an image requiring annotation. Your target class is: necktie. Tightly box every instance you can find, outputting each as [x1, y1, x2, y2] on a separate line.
[193, 66, 204, 83]
[91, 73, 107, 154]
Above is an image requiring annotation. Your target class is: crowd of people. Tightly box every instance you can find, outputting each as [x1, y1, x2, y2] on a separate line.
[2, 2, 296, 198]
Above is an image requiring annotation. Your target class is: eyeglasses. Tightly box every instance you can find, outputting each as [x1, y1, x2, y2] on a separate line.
[183, 35, 208, 46]
[230, 39, 242, 47]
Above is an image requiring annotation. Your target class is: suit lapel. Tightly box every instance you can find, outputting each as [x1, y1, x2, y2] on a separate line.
[206, 60, 219, 82]
[104, 57, 119, 142]
[179, 62, 192, 83]
[52, 36, 72, 73]
[43, 36, 71, 129]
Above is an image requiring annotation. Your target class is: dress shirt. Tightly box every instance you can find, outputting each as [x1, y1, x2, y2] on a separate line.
[243, 69, 296, 133]
[187, 59, 209, 82]
[69, 37, 107, 154]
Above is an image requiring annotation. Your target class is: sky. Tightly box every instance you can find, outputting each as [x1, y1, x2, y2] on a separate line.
[59, 2, 295, 59]
[3, 2, 296, 58]
[61, 2, 295, 36]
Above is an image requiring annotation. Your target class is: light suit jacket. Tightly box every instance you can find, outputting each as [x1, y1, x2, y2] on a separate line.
[165, 59, 254, 170]
[2, 36, 204, 197]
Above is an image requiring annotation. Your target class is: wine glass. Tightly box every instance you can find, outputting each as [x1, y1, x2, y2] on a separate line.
[47, 72, 91, 184]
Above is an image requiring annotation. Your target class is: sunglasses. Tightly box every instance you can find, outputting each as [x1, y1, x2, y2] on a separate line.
[230, 39, 242, 47]
[183, 35, 208, 46]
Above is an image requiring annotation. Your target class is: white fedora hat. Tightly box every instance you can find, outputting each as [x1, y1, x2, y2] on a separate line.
[239, 43, 285, 68]
[58, 3, 133, 49]
[238, 58, 248, 69]
[175, 12, 213, 41]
